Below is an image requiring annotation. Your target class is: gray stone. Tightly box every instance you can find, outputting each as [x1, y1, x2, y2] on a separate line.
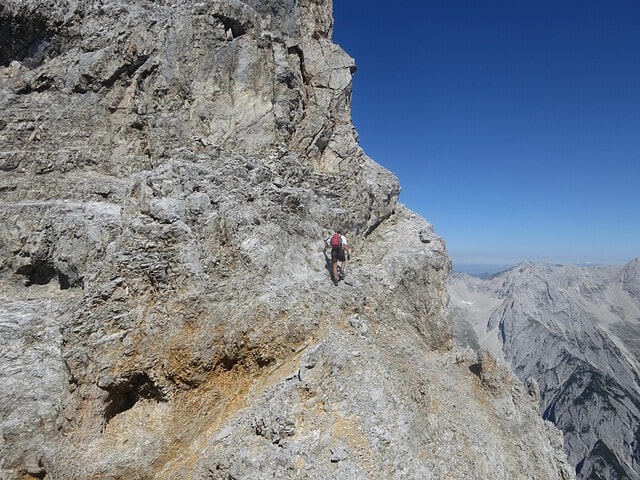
[330, 446, 348, 463]
[0, 0, 574, 479]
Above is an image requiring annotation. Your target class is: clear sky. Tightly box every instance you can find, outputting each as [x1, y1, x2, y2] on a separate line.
[332, 1, 640, 274]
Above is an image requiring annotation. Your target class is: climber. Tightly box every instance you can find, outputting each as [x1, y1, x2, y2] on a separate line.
[325, 228, 349, 286]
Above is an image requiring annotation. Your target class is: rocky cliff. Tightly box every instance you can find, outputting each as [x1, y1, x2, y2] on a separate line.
[1, 1, 574, 478]
[449, 259, 640, 479]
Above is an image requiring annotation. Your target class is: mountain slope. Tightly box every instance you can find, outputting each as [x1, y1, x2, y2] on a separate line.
[1, 1, 574, 478]
[449, 259, 640, 479]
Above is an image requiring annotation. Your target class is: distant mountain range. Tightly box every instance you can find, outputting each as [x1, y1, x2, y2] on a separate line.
[448, 258, 640, 479]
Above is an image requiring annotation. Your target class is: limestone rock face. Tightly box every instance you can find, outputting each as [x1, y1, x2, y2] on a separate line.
[1, 1, 573, 479]
[449, 260, 640, 480]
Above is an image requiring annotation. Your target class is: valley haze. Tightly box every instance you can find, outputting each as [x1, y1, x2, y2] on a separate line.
[454, 260, 636, 276]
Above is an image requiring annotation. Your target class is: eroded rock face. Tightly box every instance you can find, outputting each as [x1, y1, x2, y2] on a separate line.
[0, 1, 573, 478]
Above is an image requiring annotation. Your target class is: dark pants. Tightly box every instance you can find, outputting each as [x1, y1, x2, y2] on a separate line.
[331, 247, 346, 263]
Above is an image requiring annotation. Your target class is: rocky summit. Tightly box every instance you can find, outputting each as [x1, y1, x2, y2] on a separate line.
[1, 1, 574, 479]
[449, 259, 640, 480]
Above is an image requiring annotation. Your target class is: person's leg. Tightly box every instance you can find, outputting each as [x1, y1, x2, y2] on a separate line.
[331, 249, 340, 284]
[337, 249, 346, 278]
[331, 249, 339, 280]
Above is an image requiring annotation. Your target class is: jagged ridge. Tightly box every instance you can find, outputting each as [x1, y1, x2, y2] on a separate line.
[449, 260, 640, 479]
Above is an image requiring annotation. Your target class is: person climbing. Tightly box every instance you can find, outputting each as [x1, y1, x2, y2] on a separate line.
[325, 228, 349, 286]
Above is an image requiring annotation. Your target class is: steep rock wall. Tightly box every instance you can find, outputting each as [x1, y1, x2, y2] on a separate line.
[1, 1, 574, 478]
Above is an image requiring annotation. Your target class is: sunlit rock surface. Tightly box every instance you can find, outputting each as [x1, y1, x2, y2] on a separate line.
[1, 1, 573, 478]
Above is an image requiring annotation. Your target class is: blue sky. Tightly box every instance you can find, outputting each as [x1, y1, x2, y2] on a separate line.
[332, 1, 640, 273]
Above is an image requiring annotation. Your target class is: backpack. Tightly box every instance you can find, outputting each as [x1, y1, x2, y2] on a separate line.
[330, 233, 342, 248]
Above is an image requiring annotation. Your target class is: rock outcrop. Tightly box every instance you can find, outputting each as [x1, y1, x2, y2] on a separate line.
[449, 260, 640, 479]
[1, 1, 574, 478]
